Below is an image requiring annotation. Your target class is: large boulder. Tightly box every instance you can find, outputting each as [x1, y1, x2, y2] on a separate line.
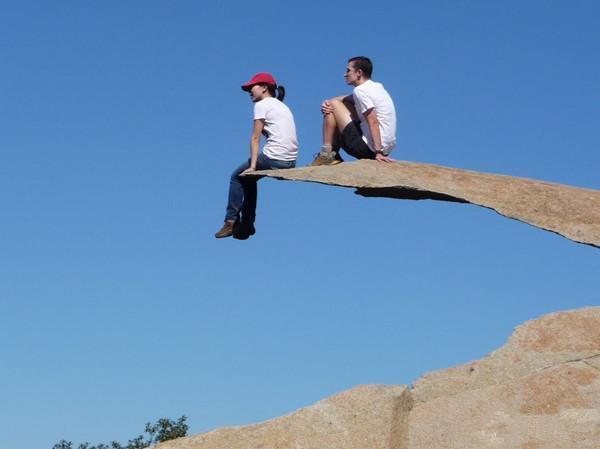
[156, 385, 412, 449]
[409, 307, 600, 448]
[156, 307, 600, 449]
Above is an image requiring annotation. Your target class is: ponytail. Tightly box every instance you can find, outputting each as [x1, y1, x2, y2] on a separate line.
[276, 85, 285, 102]
[265, 84, 286, 102]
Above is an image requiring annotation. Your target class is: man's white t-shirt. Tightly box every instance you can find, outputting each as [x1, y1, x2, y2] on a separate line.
[253, 97, 298, 162]
[352, 80, 397, 154]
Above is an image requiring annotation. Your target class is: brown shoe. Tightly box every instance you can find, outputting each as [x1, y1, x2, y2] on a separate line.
[214, 220, 235, 238]
[309, 152, 343, 166]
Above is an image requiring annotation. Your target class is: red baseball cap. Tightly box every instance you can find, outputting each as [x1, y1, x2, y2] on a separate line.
[241, 72, 277, 91]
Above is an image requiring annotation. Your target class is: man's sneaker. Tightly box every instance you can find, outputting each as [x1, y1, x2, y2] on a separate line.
[233, 221, 256, 240]
[309, 152, 344, 167]
[214, 220, 235, 238]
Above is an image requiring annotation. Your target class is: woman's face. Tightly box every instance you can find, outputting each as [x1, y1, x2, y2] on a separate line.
[249, 84, 268, 102]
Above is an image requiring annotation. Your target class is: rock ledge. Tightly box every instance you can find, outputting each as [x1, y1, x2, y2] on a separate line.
[250, 160, 600, 248]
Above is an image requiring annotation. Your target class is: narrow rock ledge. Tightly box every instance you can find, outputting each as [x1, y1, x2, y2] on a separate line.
[249, 160, 600, 248]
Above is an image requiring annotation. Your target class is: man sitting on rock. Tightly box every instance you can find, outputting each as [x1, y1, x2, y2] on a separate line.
[310, 56, 397, 166]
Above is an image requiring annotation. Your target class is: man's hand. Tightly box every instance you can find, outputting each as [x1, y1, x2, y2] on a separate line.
[321, 96, 348, 115]
[375, 152, 394, 163]
[241, 167, 256, 175]
[321, 100, 334, 115]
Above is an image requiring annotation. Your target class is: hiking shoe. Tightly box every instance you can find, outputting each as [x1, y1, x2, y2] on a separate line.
[214, 220, 235, 238]
[309, 152, 343, 166]
[233, 221, 256, 240]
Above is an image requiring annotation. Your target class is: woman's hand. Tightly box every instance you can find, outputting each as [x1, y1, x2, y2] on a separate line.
[241, 167, 256, 175]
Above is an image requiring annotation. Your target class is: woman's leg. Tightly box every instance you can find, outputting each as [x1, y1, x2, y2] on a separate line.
[239, 157, 266, 225]
[240, 155, 295, 226]
[225, 159, 251, 222]
[240, 177, 257, 225]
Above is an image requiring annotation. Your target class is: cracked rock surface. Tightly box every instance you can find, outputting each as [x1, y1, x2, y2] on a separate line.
[250, 160, 600, 248]
[409, 307, 600, 449]
[157, 307, 600, 449]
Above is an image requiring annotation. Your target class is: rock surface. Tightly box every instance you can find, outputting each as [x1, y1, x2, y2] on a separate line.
[250, 160, 600, 248]
[156, 385, 412, 449]
[156, 307, 600, 449]
[409, 307, 600, 449]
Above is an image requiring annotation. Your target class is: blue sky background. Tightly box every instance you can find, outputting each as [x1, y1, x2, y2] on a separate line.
[1, 1, 599, 448]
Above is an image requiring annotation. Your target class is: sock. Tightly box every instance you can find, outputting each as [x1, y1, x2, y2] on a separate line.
[319, 144, 333, 157]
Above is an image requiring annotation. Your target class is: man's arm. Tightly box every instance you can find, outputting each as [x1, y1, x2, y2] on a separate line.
[364, 108, 393, 162]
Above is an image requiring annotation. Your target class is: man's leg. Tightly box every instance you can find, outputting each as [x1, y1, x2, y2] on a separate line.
[329, 97, 374, 160]
[323, 98, 355, 151]
[312, 98, 357, 166]
[339, 120, 376, 160]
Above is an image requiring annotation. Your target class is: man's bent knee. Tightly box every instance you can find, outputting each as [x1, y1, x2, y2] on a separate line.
[328, 98, 345, 109]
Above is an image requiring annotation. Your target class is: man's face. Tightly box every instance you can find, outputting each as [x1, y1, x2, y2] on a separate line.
[344, 62, 361, 86]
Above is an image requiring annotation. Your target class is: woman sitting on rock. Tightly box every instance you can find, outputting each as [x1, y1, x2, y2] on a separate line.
[215, 73, 299, 240]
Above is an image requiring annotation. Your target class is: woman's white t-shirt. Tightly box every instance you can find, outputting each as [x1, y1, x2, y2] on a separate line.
[253, 97, 298, 162]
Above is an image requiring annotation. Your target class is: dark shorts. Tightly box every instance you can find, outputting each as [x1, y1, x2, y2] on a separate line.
[340, 121, 375, 160]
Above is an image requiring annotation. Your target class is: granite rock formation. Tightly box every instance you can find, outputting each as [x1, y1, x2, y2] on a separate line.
[156, 385, 412, 449]
[409, 307, 600, 449]
[156, 307, 600, 449]
[248, 160, 600, 248]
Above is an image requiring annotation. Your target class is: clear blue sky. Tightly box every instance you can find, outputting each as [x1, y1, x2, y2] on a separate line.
[1, 1, 599, 448]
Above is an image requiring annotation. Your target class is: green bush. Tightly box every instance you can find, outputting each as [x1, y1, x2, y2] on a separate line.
[53, 415, 188, 449]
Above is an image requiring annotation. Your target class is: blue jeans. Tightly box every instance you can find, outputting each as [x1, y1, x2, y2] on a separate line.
[225, 153, 296, 223]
